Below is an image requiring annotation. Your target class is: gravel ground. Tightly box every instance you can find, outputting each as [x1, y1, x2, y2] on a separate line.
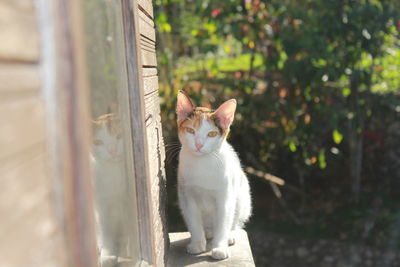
[248, 231, 400, 267]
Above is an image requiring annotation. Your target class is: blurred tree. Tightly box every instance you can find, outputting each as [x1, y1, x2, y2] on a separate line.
[155, 0, 400, 241]
[155, 0, 399, 202]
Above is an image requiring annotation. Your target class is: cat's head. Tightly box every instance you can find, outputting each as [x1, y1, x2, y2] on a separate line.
[176, 91, 236, 156]
[92, 112, 123, 161]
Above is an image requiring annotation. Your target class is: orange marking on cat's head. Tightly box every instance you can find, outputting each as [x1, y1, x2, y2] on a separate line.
[92, 113, 122, 138]
[178, 107, 227, 136]
[176, 91, 235, 138]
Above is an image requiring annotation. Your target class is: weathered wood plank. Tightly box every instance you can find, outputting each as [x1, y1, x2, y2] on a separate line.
[141, 46, 156, 55]
[0, 63, 40, 99]
[140, 38, 156, 51]
[141, 42, 156, 53]
[0, 145, 66, 267]
[142, 67, 157, 77]
[146, 107, 167, 267]
[138, 10, 156, 42]
[0, 146, 48, 232]
[140, 36, 156, 55]
[144, 89, 159, 109]
[138, 6, 154, 27]
[0, 98, 46, 161]
[0, 2, 39, 62]
[123, 0, 157, 263]
[137, 0, 154, 19]
[141, 35, 156, 47]
[141, 49, 157, 67]
[147, 124, 163, 181]
[143, 75, 159, 96]
[144, 94, 159, 125]
[2, 0, 35, 10]
[168, 230, 256, 266]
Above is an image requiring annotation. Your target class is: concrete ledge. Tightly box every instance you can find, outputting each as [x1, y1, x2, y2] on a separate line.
[167, 230, 255, 266]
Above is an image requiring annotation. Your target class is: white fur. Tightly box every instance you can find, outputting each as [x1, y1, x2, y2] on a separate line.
[178, 119, 252, 260]
[91, 123, 129, 265]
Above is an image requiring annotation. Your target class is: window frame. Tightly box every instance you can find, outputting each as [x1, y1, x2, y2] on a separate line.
[39, 0, 165, 266]
[121, 0, 157, 264]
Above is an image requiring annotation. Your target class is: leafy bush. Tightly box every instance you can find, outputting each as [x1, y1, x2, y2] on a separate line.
[155, 0, 400, 244]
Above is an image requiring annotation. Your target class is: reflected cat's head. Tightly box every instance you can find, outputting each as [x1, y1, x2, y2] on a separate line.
[176, 91, 236, 155]
[92, 113, 123, 161]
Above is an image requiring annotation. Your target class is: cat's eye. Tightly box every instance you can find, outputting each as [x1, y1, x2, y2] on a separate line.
[93, 139, 104, 145]
[185, 127, 195, 134]
[207, 131, 218, 137]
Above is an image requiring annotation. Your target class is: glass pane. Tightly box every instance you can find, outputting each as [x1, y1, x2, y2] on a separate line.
[82, 0, 140, 266]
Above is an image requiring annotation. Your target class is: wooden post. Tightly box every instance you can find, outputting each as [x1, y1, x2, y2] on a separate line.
[122, 0, 168, 265]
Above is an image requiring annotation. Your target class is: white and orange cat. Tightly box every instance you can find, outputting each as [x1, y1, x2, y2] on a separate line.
[92, 112, 129, 266]
[176, 91, 252, 260]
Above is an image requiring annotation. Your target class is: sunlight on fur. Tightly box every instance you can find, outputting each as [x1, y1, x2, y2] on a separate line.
[176, 91, 252, 260]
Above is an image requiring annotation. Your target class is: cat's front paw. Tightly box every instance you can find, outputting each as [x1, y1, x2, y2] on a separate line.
[187, 241, 206, 254]
[228, 236, 235, 246]
[228, 231, 236, 246]
[211, 246, 230, 260]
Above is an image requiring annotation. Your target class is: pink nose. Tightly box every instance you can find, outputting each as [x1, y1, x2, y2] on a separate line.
[195, 143, 203, 151]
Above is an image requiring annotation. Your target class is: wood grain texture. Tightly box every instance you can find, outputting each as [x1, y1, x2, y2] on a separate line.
[138, 8, 156, 70]
[122, 0, 155, 264]
[142, 67, 157, 77]
[125, 0, 168, 265]
[0, 145, 66, 267]
[141, 41, 156, 53]
[138, 7, 154, 27]
[0, 98, 46, 161]
[143, 76, 159, 95]
[0, 63, 40, 94]
[145, 99, 168, 266]
[0, 1, 39, 62]
[137, 0, 154, 19]
[0, 1, 69, 266]
[141, 48, 157, 67]
[168, 230, 256, 266]
[141, 35, 156, 48]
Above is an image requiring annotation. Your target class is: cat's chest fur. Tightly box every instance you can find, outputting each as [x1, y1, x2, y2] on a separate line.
[178, 143, 236, 191]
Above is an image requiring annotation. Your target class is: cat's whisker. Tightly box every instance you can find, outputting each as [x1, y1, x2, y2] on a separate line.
[165, 145, 180, 156]
[165, 146, 181, 165]
[165, 146, 181, 155]
[165, 142, 181, 148]
[164, 142, 181, 147]
[164, 143, 181, 150]
[165, 145, 180, 150]
[165, 150, 180, 165]
[165, 147, 179, 153]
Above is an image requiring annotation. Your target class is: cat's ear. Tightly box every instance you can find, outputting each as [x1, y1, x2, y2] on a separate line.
[176, 91, 194, 121]
[214, 99, 237, 129]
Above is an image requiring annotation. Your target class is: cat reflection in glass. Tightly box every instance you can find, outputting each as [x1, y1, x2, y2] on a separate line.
[92, 109, 129, 267]
[176, 91, 252, 260]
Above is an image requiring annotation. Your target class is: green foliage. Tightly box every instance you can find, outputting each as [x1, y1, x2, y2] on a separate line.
[332, 129, 344, 145]
[155, 0, 400, 244]
[156, 0, 399, 170]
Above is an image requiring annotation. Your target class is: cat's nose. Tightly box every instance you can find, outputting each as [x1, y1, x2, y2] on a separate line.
[195, 143, 203, 151]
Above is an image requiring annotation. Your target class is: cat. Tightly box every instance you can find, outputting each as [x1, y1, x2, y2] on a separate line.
[176, 91, 252, 260]
[91, 112, 129, 267]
